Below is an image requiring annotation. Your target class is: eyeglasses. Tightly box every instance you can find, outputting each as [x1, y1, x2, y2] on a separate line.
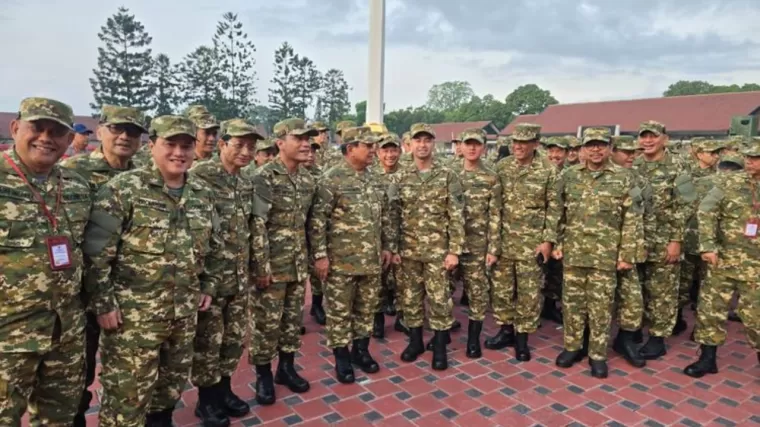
[107, 124, 143, 138]
[29, 120, 70, 138]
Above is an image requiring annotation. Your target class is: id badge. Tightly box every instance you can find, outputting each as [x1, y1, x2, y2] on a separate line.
[745, 218, 758, 239]
[46, 236, 73, 270]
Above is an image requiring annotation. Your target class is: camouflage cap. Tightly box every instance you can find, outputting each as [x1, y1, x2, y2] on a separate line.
[149, 115, 197, 139]
[184, 105, 210, 118]
[512, 123, 541, 142]
[544, 136, 568, 149]
[718, 152, 745, 168]
[191, 113, 219, 130]
[639, 120, 666, 136]
[18, 97, 74, 130]
[220, 119, 264, 140]
[379, 132, 401, 147]
[402, 131, 412, 142]
[335, 120, 357, 136]
[582, 127, 612, 145]
[410, 123, 436, 139]
[311, 121, 329, 131]
[341, 126, 379, 144]
[496, 135, 511, 146]
[459, 127, 486, 144]
[740, 137, 760, 157]
[100, 105, 147, 132]
[256, 138, 277, 152]
[273, 118, 319, 139]
[565, 135, 582, 149]
[611, 135, 638, 151]
[692, 137, 727, 153]
[726, 135, 749, 150]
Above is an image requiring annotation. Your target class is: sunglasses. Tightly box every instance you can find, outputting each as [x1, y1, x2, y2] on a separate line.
[107, 124, 143, 138]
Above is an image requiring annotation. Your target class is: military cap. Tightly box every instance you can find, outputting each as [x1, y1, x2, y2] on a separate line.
[341, 126, 379, 144]
[740, 137, 760, 157]
[611, 135, 638, 151]
[220, 119, 264, 141]
[311, 121, 329, 131]
[512, 123, 541, 142]
[402, 131, 412, 142]
[184, 105, 210, 118]
[272, 118, 318, 139]
[565, 135, 582, 149]
[149, 115, 197, 139]
[459, 128, 486, 144]
[335, 120, 357, 136]
[100, 105, 147, 132]
[639, 120, 666, 136]
[496, 135, 510, 146]
[692, 137, 727, 153]
[256, 138, 277, 152]
[18, 97, 74, 130]
[582, 127, 612, 145]
[410, 123, 436, 139]
[545, 136, 568, 149]
[718, 152, 745, 168]
[726, 135, 749, 150]
[379, 132, 401, 147]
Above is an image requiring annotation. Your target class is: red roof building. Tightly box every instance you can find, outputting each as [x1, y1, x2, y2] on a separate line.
[501, 91, 760, 138]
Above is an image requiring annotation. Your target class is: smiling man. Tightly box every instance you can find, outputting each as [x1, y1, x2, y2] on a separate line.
[185, 105, 220, 162]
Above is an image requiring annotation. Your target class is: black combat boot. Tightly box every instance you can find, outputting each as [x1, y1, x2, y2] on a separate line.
[218, 376, 250, 417]
[683, 345, 718, 378]
[194, 385, 231, 427]
[541, 299, 563, 324]
[426, 330, 451, 351]
[555, 349, 584, 368]
[401, 327, 425, 362]
[145, 408, 174, 427]
[310, 295, 326, 325]
[613, 330, 646, 368]
[384, 293, 397, 316]
[254, 364, 276, 405]
[275, 351, 310, 393]
[672, 308, 688, 336]
[351, 337, 380, 373]
[632, 328, 643, 344]
[515, 332, 531, 362]
[394, 314, 410, 336]
[431, 330, 449, 371]
[484, 324, 515, 350]
[372, 312, 385, 339]
[451, 319, 462, 331]
[589, 359, 609, 379]
[333, 346, 355, 384]
[639, 336, 667, 360]
[466, 320, 483, 359]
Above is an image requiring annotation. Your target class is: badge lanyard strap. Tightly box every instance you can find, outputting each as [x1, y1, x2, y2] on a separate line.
[2, 152, 63, 233]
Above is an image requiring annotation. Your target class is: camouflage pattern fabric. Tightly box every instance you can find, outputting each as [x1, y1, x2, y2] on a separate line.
[17, 97, 75, 129]
[563, 267, 618, 360]
[397, 261, 454, 330]
[490, 259, 542, 331]
[0, 148, 91, 426]
[249, 157, 315, 365]
[616, 269, 644, 331]
[191, 294, 247, 385]
[316, 146, 342, 168]
[323, 275, 382, 347]
[132, 143, 152, 168]
[60, 147, 138, 195]
[372, 166, 401, 314]
[511, 123, 541, 142]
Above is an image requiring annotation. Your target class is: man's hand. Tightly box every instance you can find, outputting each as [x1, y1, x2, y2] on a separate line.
[198, 294, 212, 311]
[486, 254, 498, 267]
[256, 275, 272, 290]
[314, 257, 330, 282]
[665, 241, 681, 264]
[552, 249, 563, 260]
[701, 252, 719, 266]
[444, 253, 459, 271]
[617, 261, 634, 271]
[536, 242, 552, 264]
[97, 310, 122, 331]
[391, 254, 402, 265]
[381, 251, 393, 270]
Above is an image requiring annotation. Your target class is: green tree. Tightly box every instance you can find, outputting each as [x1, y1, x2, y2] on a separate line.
[149, 53, 180, 116]
[177, 46, 225, 116]
[249, 104, 278, 135]
[316, 69, 351, 126]
[90, 7, 154, 112]
[664, 80, 760, 96]
[503, 84, 558, 117]
[268, 42, 299, 121]
[384, 106, 445, 135]
[446, 94, 512, 129]
[426, 81, 475, 111]
[292, 56, 321, 118]
[213, 12, 257, 119]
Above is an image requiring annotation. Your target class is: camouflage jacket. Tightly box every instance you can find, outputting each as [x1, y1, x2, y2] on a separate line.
[82, 164, 224, 321]
[389, 159, 465, 262]
[631, 171, 656, 262]
[633, 152, 695, 261]
[60, 147, 137, 195]
[250, 157, 315, 283]
[698, 171, 760, 280]
[190, 157, 254, 296]
[309, 160, 397, 275]
[691, 165, 715, 180]
[684, 169, 718, 255]
[132, 143, 152, 168]
[557, 161, 643, 271]
[497, 154, 560, 261]
[0, 149, 91, 352]
[316, 146, 341, 168]
[454, 160, 502, 256]
[304, 164, 323, 180]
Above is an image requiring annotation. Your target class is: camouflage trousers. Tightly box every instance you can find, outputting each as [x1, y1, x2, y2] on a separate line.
[563, 267, 617, 361]
[460, 254, 490, 321]
[616, 268, 644, 331]
[310, 269, 324, 297]
[0, 324, 84, 427]
[542, 258, 563, 301]
[397, 259, 454, 331]
[249, 280, 305, 365]
[679, 254, 705, 309]
[640, 261, 680, 337]
[491, 258, 543, 334]
[192, 293, 248, 387]
[325, 273, 381, 348]
[694, 269, 760, 349]
[99, 315, 196, 427]
[376, 265, 397, 314]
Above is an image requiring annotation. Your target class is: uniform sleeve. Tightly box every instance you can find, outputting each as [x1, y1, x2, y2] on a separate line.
[554, 170, 567, 253]
[250, 173, 272, 277]
[619, 176, 643, 264]
[697, 185, 724, 254]
[487, 175, 502, 257]
[200, 202, 224, 296]
[308, 176, 335, 260]
[81, 184, 127, 315]
[446, 172, 466, 256]
[640, 179, 657, 256]
[542, 168, 560, 244]
[669, 166, 697, 242]
[381, 179, 399, 254]
[387, 175, 401, 253]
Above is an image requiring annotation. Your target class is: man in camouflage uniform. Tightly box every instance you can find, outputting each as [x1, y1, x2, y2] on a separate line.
[60, 105, 148, 427]
[399, 131, 414, 166]
[82, 115, 224, 427]
[633, 121, 695, 360]
[454, 128, 501, 358]
[249, 118, 318, 404]
[304, 139, 327, 326]
[189, 119, 263, 425]
[487, 123, 559, 362]
[0, 98, 91, 427]
[684, 139, 760, 377]
[185, 105, 221, 162]
[310, 126, 397, 383]
[254, 138, 278, 169]
[311, 121, 341, 168]
[334, 120, 356, 146]
[541, 137, 569, 324]
[554, 128, 643, 378]
[389, 123, 465, 371]
[566, 136, 582, 166]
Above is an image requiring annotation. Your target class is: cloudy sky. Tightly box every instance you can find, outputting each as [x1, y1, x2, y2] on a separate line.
[1, 0, 759, 117]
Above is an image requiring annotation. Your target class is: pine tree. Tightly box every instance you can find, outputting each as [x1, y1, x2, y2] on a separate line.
[268, 42, 322, 121]
[177, 46, 225, 117]
[150, 54, 180, 116]
[292, 56, 321, 118]
[317, 69, 351, 126]
[213, 12, 257, 120]
[90, 7, 154, 112]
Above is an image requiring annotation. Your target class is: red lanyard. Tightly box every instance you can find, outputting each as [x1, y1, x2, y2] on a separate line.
[2, 153, 63, 232]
